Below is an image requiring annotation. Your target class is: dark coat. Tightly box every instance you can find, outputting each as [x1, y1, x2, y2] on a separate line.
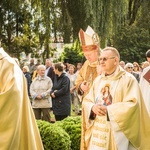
[47, 67, 55, 83]
[50, 72, 71, 116]
[24, 72, 31, 96]
[132, 72, 140, 83]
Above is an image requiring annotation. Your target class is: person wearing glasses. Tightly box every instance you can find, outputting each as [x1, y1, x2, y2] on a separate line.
[124, 62, 140, 82]
[81, 47, 150, 150]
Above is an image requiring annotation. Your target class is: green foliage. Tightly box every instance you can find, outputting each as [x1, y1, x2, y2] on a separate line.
[112, 24, 150, 63]
[37, 116, 81, 150]
[61, 40, 84, 65]
[37, 120, 71, 150]
[0, 0, 149, 61]
[55, 116, 81, 150]
[66, 0, 86, 41]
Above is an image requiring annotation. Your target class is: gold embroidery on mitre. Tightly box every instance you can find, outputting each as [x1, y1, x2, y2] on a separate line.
[92, 33, 100, 45]
[78, 26, 100, 52]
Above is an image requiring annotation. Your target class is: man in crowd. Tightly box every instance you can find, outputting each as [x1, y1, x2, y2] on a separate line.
[82, 47, 150, 150]
[28, 58, 36, 78]
[45, 58, 55, 83]
[0, 47, 44, 150]
[119, 60, 125, 69]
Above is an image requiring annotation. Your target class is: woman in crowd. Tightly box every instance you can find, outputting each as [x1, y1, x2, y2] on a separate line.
[30, 65, 53, 122]
[75, 62, 83, 75]
[68, 64, 80, 115]
[125, 62, 140, 82]
[133, 62, 141, 74]
[50, 62, 71, 121]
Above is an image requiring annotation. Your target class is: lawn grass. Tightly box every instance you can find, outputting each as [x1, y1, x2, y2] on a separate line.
[50, 104, 81, 122]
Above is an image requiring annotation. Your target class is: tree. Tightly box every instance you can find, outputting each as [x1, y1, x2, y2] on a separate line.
[0, 0, 149, 63]
[66, 0, 86, 42]
[61, 40, 84, 65]
[112, 0, 150, 63]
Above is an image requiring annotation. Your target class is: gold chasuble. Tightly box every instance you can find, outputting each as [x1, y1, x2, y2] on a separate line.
[0, 48, 44, 150]
[75, 60, 98, 100]
[82, 66, 150, 150]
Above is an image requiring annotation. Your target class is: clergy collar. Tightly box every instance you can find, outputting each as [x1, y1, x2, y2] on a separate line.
[102, 66, 120, 77]
[105, 71, 115, 76]
[105, 68, 118, 77]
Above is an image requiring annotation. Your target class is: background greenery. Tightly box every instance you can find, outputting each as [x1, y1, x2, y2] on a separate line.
[0, 0, 150, 64]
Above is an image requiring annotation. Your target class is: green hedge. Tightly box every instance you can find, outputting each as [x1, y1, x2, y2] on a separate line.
[37, 116, 81, 150]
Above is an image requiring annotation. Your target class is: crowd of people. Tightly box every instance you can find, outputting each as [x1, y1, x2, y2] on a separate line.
[1, 25, 150, 150]
[21, 57, 83, 123]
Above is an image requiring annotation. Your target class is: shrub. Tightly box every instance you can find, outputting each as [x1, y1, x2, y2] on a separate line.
[55, 116, 81, 150]
[37, 116, 81, 150]
[37, 120, 71, 150]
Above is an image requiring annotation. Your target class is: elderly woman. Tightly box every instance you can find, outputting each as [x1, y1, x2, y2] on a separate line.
[50, 62, 71, 121]
[30, 65, 53, 122]
[125, 62, 140, 82]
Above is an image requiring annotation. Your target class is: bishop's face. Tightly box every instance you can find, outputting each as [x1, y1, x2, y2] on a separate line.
[84, 50, 99, 63]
